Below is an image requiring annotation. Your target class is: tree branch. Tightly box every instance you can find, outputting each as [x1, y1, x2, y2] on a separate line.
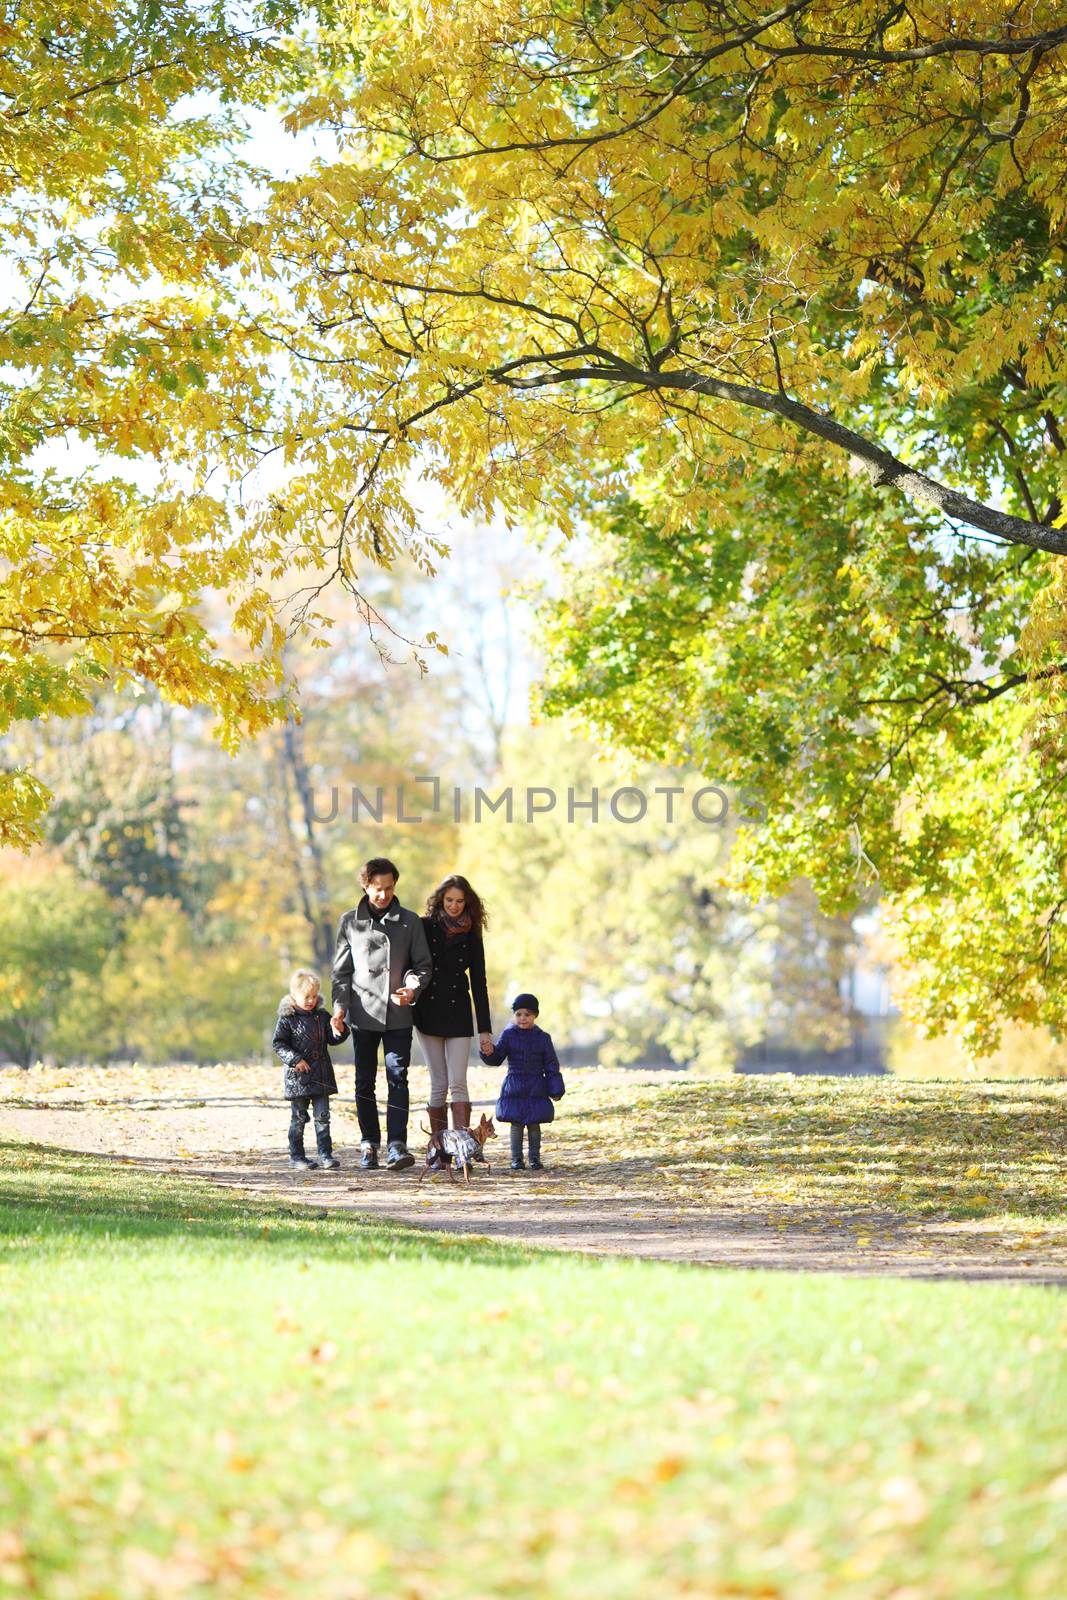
[766, 24, 1067, 65]
[406, 0, 816, 161]
[399, 16, 1067, 162]
[493, 356, 1067, 554]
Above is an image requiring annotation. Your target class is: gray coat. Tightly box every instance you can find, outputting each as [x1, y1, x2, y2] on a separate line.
[330, 896, 433, 1031]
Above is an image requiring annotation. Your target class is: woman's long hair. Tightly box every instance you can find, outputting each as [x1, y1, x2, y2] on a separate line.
[424, 874, 488, 936]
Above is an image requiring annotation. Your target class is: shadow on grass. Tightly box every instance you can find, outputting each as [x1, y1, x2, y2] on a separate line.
[0, 1142, 540, 1271]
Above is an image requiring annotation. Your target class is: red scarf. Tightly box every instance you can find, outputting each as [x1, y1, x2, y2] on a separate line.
[441, 911, 473, 938]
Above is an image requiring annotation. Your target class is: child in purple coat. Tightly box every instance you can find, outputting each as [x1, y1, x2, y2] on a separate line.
[479, 992, 564, 1170]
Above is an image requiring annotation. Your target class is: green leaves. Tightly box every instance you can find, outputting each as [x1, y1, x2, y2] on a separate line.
[536, 446, 1067, 1040]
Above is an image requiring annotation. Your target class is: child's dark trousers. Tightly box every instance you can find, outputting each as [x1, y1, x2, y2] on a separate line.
[510, 1122, 541, 1163]
[289, 1095, 332, 1160]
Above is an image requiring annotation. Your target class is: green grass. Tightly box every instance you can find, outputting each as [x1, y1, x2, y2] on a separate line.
[1, 1142, 1065, 1600]
[554, 1076, 1067, 1233]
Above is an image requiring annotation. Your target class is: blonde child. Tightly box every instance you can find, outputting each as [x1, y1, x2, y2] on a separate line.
[272, 969, 349, 1170]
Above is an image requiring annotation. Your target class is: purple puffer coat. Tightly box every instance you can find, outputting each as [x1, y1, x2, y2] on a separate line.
[481, 1023, 565, 1124]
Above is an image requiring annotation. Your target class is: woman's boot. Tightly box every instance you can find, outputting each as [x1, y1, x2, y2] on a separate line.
[450, 1099, 471, 1130]
[426, 1103, 448, 1168]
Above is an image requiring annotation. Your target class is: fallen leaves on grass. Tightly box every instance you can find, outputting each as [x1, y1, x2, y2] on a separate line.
[307, 1341, 339, 1365]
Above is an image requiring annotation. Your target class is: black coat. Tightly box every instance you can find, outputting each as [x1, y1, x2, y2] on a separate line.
[272, 998, 350, 1099]
[411, 918, 491, 1038]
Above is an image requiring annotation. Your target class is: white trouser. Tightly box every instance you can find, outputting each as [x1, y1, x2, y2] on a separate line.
[416, 1032, 471, 1105]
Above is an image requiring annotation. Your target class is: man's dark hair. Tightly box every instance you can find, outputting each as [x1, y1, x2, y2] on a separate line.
[360, 857, 400, 886]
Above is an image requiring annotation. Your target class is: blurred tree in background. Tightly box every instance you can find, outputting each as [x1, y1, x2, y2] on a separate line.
[889, 1019, 1067, 1080]
[95, 896, 278, 1067]
[460, 723, 860, 1072]
[41, 731, 191, 908]
[0, 855, 115, 1067]
[0, 578, 471, 1065]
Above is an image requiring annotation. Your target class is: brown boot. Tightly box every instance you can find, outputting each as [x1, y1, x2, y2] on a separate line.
[426, 1103, 448, 1168]
[450, 1099, 471, 1130]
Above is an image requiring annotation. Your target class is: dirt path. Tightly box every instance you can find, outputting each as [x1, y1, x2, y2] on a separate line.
[3, 1064, 1065, 1285]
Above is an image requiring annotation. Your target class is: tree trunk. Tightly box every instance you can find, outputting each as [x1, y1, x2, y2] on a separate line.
[279, 713, 335, 973]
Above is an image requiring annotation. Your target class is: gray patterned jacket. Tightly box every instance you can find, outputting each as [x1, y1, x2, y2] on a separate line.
[330, 896, 433, 1031]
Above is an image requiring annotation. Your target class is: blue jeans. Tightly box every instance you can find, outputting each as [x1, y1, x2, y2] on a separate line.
[353, 1027, 412, 1146]
[289, 1095, 332, 1159]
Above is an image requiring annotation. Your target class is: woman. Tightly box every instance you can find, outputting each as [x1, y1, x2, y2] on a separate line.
[413, 874, 492, 1147]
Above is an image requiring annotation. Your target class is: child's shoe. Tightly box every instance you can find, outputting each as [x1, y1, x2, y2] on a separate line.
[288, 1155, 313, 1170]
[529, 1159, 545, 1171]
[359, 1142, 380, 1170]
[510, 1158, 526, 1170]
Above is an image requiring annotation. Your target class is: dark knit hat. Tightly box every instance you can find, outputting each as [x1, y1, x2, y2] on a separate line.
[511, 992, 539, 1014]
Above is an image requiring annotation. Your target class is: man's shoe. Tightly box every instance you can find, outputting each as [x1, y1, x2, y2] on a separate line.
[386, 1141, 415, 1171]
[288, 1155, 312, 1171]
[317, 1154, 340, 1170]
[529, 1160, 545, 1171]
[359, 1142, 380, 1171]
[510, 1159, 526, 1170]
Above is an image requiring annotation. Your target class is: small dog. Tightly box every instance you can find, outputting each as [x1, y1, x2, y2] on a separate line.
[418, 1113, 496, 1185]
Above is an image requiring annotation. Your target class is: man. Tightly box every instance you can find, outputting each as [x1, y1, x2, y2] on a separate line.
[331, 857, 432, 1171]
